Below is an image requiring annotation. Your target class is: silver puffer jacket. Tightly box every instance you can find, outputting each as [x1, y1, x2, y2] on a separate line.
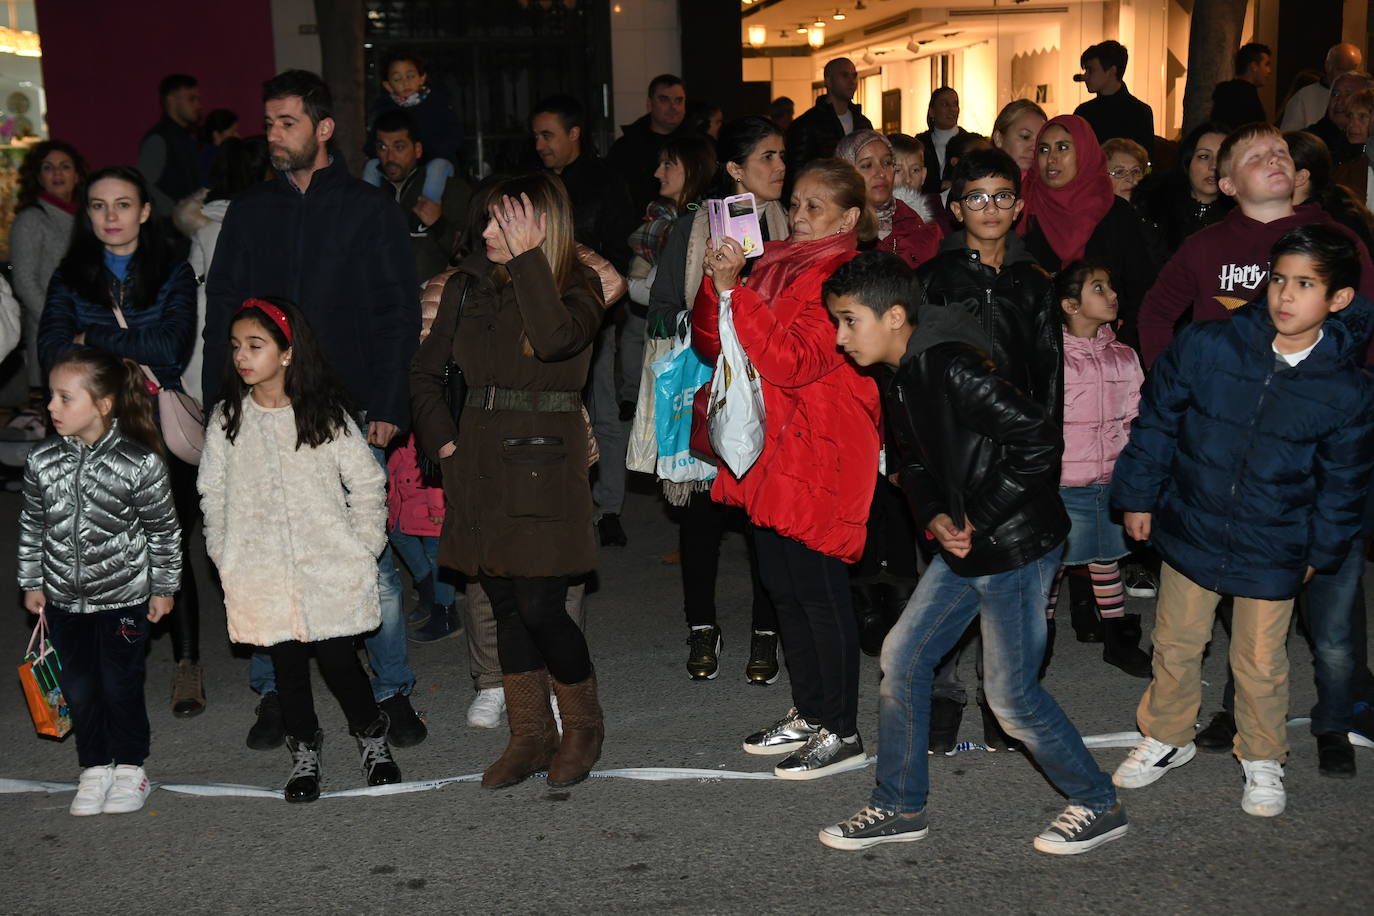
[17, 423, 181, 612]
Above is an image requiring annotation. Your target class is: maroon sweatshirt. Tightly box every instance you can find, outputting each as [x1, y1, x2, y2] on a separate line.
[1137, 202, 1374, 367]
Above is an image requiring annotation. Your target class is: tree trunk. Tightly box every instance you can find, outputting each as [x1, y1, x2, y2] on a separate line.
[1181, 0, 1249, 136]
[314, 0, 366, 175]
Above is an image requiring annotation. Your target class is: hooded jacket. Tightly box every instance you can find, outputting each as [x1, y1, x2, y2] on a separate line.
[17, 423, 182, 611]
[885, 303, 1069, 577]
[916, 231, 1063, 426]
[1111, 296, 1374, 599]
[1061, 324, 1142, 487]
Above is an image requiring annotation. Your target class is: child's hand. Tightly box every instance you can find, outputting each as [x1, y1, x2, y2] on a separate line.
[928, 513, 974, 558]
[1304, 565, 1316, 583]
[413, 197, 441, 227]
[148, 596, 174, 623]
[495, 193, 547, 257]
[23, 590, 45, 615]
[428, 515, 443, 526]
[1123, 511, 1152, 542]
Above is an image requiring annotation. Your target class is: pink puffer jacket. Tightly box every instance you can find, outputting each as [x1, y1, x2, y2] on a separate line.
[1061, 325, 1142, 487]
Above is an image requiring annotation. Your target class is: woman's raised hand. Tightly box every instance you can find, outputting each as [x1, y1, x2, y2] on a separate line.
[704, 236, 746, 295]
[496, 192, 547, 258]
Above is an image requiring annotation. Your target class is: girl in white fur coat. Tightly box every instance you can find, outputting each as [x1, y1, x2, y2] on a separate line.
[197, 298, 400, 803]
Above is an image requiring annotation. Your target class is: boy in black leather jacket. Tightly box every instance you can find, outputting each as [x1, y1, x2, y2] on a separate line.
[817, 250, 1126, 856]
[916, 148, 1065, 752]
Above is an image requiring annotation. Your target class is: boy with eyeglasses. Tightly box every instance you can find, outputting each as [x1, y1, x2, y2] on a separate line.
[905, 149, 1067, 756]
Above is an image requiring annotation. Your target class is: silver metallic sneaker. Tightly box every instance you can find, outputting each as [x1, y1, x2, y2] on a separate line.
[774, 729, 868, 780]
[742, 707, 819, 755]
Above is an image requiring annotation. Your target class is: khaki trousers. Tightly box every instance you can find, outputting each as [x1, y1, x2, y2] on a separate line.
[1138, 563, 1295, 761]
[462, 581, 587, 690]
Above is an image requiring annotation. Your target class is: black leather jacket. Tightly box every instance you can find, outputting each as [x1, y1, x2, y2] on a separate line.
[885, 304, 1068, 577]
[915, 232, 1063, 427]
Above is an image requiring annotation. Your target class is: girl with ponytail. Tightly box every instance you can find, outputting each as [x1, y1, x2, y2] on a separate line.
[18, 349, 182, 816]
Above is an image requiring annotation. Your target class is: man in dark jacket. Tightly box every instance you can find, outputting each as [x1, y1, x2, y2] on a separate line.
[1211, 42, 1271, 128]
[532, 94, 640, 546]
[138, 73, 202, 217]
[785, 57, 873, 186]
[1072, 41, 1155, 156]
[816, 251, 1125, 855]
[373, 108, 472, 286]
[204, 69, 426, 750]
[607, 74, 689, 214]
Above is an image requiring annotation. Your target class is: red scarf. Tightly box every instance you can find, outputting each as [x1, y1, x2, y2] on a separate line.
[39, 190, 77, 215]
[747, 229, 858, 303]
[1017, 114, 1114, 264]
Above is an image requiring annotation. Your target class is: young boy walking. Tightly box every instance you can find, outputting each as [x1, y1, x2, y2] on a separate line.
[818, 249, 1126, 855]
[1111, 225, 1374, 816]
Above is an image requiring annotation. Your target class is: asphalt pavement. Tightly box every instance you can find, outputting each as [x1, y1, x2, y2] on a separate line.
[2, 478, 1371, 915]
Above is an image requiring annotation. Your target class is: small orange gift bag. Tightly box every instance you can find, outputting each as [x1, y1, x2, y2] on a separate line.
[19, 616, 71, 739]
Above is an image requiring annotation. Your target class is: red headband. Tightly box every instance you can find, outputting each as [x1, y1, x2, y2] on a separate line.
[238, 298, 293, 344]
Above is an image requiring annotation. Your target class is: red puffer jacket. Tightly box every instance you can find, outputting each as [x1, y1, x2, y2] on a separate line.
[691, 251, 880, 562]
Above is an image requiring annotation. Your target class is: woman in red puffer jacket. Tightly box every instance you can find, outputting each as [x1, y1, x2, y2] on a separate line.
[693, 158, 880, 780]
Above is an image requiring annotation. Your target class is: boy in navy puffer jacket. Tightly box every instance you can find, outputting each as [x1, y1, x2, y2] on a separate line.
[1110, 225, 1374, 818]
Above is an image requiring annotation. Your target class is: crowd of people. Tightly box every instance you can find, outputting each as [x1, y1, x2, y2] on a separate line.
[10, 35, 1374, 860]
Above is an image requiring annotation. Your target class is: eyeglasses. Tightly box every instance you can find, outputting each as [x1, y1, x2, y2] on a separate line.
[959, 190, 1018, 211]
[1108, 166, 1145, 181]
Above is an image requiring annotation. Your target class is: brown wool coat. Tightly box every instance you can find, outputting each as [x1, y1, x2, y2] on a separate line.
[410, 247, 604, 577]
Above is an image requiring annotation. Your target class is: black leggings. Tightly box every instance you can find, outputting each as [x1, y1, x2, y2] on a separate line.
[268, 636, 379, 738]
[165, 451, 201, 662]
[678, 491, 778, 631]
[753, 526, 860, 737]
[480, 573, 592, 684]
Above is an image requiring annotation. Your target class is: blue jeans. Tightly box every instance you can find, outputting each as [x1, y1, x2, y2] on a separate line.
[1304, 539, 1366, 735]
[872, 547, 1117, 815]
[390, 526, 456, 608]
[249, 440, 416, 702]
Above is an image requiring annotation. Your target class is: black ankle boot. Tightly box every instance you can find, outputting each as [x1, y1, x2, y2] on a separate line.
[928, 696, 964, 755]
[852, 582, 886, 657]
[247, 691, 286, 750]
[980, 701, 1023, 752]
[1068, 573, 1103, 643]
[1101, 615, 1152, 678]
[284, 730, 323, 803]
[354, 713, 402, 787]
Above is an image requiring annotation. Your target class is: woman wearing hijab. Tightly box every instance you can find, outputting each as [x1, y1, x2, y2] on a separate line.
[836, 129, 943, 269]
[1018, 115, 1160, 349]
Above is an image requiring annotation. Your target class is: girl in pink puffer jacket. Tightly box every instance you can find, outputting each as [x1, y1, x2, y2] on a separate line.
[1048, 261, 1151, 677]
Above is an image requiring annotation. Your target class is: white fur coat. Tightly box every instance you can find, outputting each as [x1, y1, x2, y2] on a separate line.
[197, 397, 387, 647]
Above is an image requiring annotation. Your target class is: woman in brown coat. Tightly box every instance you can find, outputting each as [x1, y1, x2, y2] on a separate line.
[410, 172, 605, 787]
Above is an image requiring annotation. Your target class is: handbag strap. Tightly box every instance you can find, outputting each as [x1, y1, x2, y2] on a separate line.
[110, 304, 165, 392]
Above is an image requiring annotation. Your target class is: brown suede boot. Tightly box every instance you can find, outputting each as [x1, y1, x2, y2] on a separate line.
[547, 673, 605, 787]
[481, 670, 559, 789]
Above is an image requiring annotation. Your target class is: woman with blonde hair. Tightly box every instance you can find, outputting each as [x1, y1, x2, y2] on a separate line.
[991, 99, 1048, 175]
[694, 158, 881, 779]
[410, 171, 606, 789]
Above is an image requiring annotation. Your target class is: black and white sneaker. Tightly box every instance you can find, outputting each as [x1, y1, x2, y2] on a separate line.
[743, 707, 819, 755]
[1123, 564, 1159, 598]
[819, 805, 929, 850]
[1033, 803, 1129, 855]
[774, 730, 867, 780]
[1112, 736, 1196, 788]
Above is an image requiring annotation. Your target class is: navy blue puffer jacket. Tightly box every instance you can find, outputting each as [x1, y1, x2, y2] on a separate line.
[1111, 295, 1374, 599]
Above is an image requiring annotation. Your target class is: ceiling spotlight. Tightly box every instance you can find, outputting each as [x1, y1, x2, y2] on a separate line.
[814, 17, 825, 27]
[833, 9, 846, 20]
[796, 23, 808, 34]
[856, 0, 866, 8]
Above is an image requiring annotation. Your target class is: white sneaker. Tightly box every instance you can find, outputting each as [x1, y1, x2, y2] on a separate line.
[102, 765, 151, 814]
[466, 687, 506, 728]
[1240, 759, 1286, 817]
[70, 765, 114, 816]
[1113, 736, 1196, 788]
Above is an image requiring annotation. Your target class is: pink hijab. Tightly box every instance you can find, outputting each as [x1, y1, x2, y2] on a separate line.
[1017, 114, 1114, 264]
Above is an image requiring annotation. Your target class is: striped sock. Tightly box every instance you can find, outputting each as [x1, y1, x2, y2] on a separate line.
[1045, 566, 1067, 619]
[1090, 561, 1125, 619]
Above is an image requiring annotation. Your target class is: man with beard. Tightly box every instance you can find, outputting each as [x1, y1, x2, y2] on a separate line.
[373, 108, 471, 285]
[203, 69, 426, 753]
